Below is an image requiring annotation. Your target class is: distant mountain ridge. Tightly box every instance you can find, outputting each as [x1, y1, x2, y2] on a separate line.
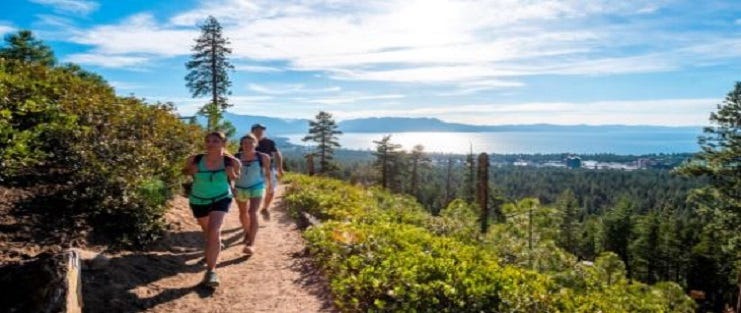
[217, 113, 702, 136]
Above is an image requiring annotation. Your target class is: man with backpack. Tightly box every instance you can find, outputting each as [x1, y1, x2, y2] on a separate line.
[251, 124, 284, 219]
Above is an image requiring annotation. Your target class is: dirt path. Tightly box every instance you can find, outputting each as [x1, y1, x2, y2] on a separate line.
[82, 185, 335, 313]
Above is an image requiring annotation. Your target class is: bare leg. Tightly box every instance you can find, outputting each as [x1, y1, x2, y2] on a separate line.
[205, 211, 226, 270]
[196, 216, 209, 243]
[237, 200, 250, 244]
[247, 197, 262, 247]
[261, 171, 277, 215]
[262, 190, 274, 212]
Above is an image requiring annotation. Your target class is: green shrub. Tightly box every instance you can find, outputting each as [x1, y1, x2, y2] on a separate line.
[0, 58, 203, 246]
[285, 174, 696, 313]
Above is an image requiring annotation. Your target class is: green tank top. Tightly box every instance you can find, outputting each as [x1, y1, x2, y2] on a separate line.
[189, 156, 232, 205]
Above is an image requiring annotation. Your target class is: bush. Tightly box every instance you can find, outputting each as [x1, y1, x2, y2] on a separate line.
[284, 174, 696, 312]
[0, 59, 203, 246]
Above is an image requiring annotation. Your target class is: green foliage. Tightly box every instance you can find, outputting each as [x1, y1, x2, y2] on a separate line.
[285, 174, 695, 312]
[0, 38, 203, 246]
[0, 30, 55, 67]
[407, 144, 431, 198]
[372, 135, 405, 191]
[0, 60, 77, 177]
[677, 81, 741, 306]
[185, 16, 234, 130]
[303, 111, 342, 174]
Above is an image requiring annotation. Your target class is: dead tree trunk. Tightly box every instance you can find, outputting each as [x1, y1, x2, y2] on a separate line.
[477, 153, 489, 233]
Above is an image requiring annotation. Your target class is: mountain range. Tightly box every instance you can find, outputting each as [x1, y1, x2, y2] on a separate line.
[215, 112, 702, 136]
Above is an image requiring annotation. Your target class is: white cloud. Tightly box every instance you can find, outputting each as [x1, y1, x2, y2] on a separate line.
[0, 25, 14, 36]
[248, 83, 341, 95]
[29, 0, 99, 15]
[151, 95, 275, 116]
[303, 93, 406, 105]
[64, 0, 740, 81]
[331, 98, 718, 126]
[437, 80, 525, 96]
[70, 13, 195, 57]
[109, 81, 147, 91]
[234, 64, 284, 72]
[65, 53, 149, 68]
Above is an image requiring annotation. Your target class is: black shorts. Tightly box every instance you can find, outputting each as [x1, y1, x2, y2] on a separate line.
[190, 197, 232, 218]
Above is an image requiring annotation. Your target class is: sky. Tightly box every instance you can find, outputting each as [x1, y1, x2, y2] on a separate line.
[1, 0, 740, 126]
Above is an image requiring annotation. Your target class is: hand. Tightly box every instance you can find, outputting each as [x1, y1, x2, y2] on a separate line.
[227, 165, 239, 179]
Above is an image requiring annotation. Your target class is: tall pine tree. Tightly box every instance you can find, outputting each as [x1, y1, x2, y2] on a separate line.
[185, 16, 233, 131]
[556, 189, 581, 257]
[373, 135, 403, 191]
[0, 30, 55, 66]
[678, 81, 741, 311]
[408, 144, 431, 197]
[302, 111, 342, 174]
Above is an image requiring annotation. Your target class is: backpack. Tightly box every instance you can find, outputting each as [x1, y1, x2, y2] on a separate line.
[193, 154, 234, 168]
[182, 154, 233, 197]
[234, 152, 264, 168]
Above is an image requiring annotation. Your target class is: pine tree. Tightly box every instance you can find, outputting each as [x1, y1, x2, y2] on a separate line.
[556, 189, 581, 257]
[408, 144, 431, 197]
[372, 135, 403, 190]
[302, 111, 342, 174]
[602, 198, 635, 278]
[678, 81, 741, 311]
[185, 16, 234, 131]
[0, 30, 55, 66]
[630, 212, 661, 284]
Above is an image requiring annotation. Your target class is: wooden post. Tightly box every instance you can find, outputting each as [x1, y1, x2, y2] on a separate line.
[477, 153, 489, 233]
[305, 154, 315, 176]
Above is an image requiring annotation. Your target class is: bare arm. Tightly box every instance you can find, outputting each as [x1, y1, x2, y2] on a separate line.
[182, 155, 197, 176]
[261, 153, 272, 189]
[274, 149, 284, 177]
[226, 155, 241, 181]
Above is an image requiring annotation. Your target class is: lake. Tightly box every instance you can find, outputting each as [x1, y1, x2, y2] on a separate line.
[284, 130, 703, 154]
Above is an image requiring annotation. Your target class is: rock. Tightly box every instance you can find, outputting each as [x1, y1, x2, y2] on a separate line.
[0, 250, 83, 312]
[73, 248, 109, 270]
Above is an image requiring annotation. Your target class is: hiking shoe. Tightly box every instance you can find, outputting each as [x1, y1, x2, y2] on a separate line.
[260, 208, 271, 221]
[203, 270, 220, 287]
[243, 245, 255, 256]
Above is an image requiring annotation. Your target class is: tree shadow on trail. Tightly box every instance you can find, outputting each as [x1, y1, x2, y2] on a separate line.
[82, 229, 215, 312]
[83, 226, 256, 312]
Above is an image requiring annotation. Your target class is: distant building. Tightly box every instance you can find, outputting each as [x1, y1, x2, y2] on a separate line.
[513, 160, 529, 167]
[566, 156, 582, 169]
[636, 158, 657, 169]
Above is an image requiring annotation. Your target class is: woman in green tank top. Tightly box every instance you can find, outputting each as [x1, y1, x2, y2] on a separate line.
[182, 131, 241, 287]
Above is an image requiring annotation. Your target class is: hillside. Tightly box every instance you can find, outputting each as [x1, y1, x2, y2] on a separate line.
[217, 113, 702, 135]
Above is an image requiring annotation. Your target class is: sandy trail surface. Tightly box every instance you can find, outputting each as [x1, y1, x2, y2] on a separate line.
[82, 185, 335, 313]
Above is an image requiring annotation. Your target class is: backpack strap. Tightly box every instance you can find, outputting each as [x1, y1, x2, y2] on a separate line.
[193, 154, 231, 172]
[193, 153, 205, 165]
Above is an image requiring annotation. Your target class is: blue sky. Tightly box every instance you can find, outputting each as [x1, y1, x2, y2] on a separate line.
[1, 0, 740, 126]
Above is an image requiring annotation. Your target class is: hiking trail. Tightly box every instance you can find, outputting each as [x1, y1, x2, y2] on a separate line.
[82, 185, 335, 313]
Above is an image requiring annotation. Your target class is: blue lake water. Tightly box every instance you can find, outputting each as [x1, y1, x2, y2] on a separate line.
[285, 130, 703, 154]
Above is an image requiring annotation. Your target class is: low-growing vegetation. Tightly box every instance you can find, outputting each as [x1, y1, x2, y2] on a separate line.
[284, 174, 695, 313]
